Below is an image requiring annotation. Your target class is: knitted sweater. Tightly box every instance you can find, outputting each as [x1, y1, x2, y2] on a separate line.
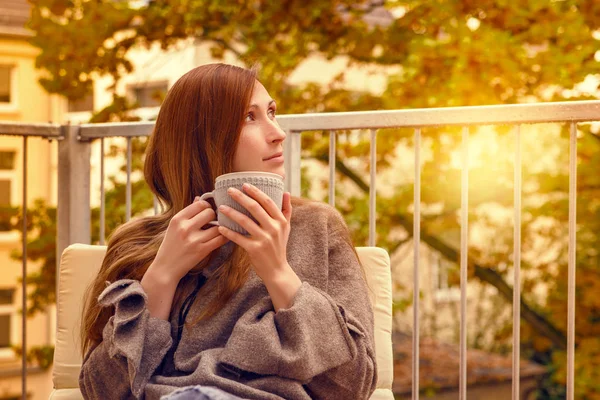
[79, 200, 377, 400]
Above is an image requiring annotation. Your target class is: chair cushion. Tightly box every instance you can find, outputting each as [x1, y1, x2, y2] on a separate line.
[356, 247, 393, 392]
[53, 244, 106, 389]
[48, 388, 83, 400]
[370, 388, 395, 400]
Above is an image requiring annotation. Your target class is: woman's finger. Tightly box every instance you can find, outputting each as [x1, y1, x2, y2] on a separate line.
[281, 192, 292, 222]
[187, 207, 218, 229]
[200, 231, 230, 253]
[218, 226, 251, 250]
[227, 187, 272, 226]
[176, 197, 212, 220]
[189, 225, 222, 243]
[241, 184, 282, 220]
[218, 205, 262, 237]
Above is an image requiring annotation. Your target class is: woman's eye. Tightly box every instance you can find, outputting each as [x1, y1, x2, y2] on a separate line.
[245, 112, 255, 122]
[268, 108, 276, 118]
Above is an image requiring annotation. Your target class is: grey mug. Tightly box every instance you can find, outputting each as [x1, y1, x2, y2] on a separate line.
[200, 171, 285, 235]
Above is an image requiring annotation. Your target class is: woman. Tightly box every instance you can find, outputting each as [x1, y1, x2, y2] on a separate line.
[79, 63, 377, 400]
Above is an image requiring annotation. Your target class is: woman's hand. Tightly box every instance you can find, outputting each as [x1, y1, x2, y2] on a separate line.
[217, 184, 301, 311]
[150, 197, 229, 284]
[142, 197, 229, 319]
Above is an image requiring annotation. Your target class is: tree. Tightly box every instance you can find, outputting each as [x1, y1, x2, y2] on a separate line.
[23, 0, 600, 397]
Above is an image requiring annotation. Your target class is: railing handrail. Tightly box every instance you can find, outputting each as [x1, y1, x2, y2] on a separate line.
[0, 121, 63, 138]
[276, 100, 600, 130]
[4, 100, 596, 140]
[69, 100, 600, 140]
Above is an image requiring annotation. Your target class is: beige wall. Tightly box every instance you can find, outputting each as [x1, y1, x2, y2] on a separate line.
[0, 370, 53, 400]
[0, 35, 59, 400]
[0, 38, 62, 122]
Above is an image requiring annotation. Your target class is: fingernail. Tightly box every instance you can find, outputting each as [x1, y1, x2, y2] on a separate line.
[242, 183, 251, 190]
[219, 205, 227, 211]
[227, 187, 235, 194]
[194, 196, 201, 202]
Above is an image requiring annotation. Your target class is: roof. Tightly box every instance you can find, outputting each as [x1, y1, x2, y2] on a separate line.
[362, 3, 394, 28]
[0, 0, 32, 38]
[392, 331, 547, 394]
[338, 0, 394, 29]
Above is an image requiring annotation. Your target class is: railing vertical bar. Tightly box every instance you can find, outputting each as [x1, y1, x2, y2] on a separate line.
[99, 138, 106, 245]
[21, 136, 28, 400]
[460, 126, 469, 400]
[329, 131, 336, 206]
[412, 127, 421, 400]
[283, 130, 301, 196]
[126, 137, 132, 222]
[567, 122, 578, 400]
[369, 129, 377, 246]
[512, 125, 522, 399]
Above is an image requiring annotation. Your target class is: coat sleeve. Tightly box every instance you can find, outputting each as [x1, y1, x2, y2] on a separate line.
[218, 208, 377, 400]
[79, 280, 173, 400]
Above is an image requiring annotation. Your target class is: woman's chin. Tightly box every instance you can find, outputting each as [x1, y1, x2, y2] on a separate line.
[273, 168, 285, 180]
[261, 165, 285, 179]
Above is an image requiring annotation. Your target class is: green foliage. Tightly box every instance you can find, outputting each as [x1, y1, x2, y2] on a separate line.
[0, 206, 19, 232]
[12, 344, 55, 370]
[10, 200, 57, 316]
[28, 0, 377, 105]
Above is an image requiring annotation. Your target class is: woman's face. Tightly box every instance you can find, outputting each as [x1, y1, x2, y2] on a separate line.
[232, 81, 286, 178]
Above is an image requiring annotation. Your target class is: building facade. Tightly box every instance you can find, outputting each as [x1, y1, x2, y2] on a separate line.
[0, 1, 62, 399]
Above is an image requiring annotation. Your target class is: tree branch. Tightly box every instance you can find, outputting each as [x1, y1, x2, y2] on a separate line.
[588, 131, 600, 145]
[312, 153, 369, 192]
[313, 153, 567, 349]
[396, 213, 567, 349]
[211, 38, 243, 58]
[389, 237, 412, 254]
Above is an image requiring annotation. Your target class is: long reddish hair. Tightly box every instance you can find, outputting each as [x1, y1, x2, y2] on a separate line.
[81, 64, 258, 356]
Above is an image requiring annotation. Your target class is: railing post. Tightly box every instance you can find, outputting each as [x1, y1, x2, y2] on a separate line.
[56, 124, 91, 286]
[283, 130, 301, 196]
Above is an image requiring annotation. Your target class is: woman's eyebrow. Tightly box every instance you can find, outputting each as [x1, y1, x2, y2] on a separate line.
[249, 99, 276, 109]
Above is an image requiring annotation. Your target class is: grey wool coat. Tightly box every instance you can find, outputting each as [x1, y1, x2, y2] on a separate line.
[79, 201, 377, 400]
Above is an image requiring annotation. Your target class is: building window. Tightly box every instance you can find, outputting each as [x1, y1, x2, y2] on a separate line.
[0, 151, 15, 170]
[432, 251, 460, 302]
[0, 65, 17, 110]
[128, 81, 168, 108]
[0, 66, 12, 103]
[0, 151, 16, 232]
[0, 179, 10, 207]
[68, 90, 94, 113]
[0, 179, 14, 232]
[0, 289, 15, 349]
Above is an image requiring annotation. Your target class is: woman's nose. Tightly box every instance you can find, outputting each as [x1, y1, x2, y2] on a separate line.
[268, 121, 286, 143]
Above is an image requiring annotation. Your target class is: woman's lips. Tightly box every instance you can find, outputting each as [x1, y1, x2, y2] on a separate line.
[264, 152, 284, 163]
[264, 154, 284, 163]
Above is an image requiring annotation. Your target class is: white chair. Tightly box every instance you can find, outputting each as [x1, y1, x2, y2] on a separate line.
[50, 244, 393, 399]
